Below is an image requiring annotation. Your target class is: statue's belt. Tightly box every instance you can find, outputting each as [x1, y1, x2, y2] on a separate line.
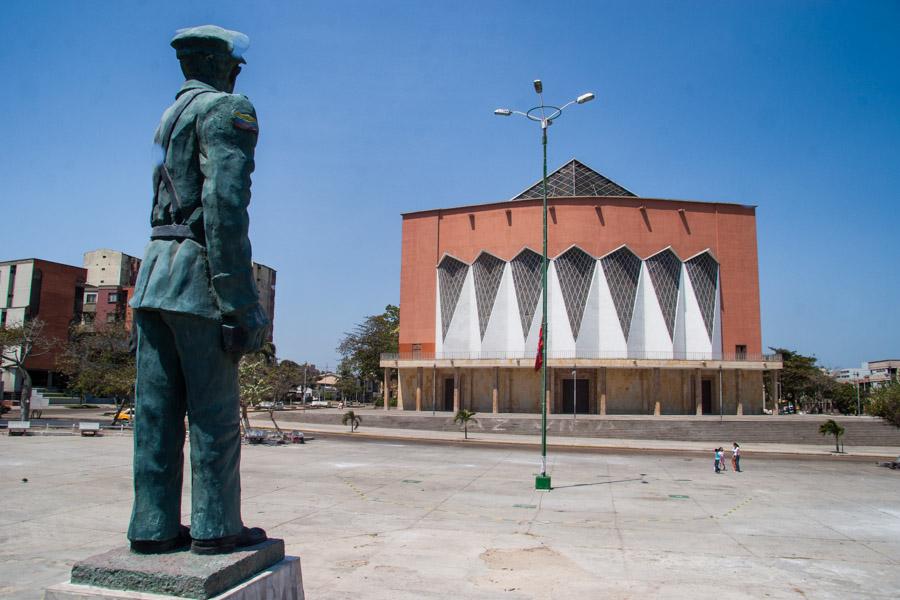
[150, 224, 196, 241]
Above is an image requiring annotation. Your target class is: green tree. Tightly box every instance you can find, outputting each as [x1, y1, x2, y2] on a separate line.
[0, 318, 55, 419]
[342, 410, 361, 432]
[868, 384, 900, 428]
[770, 348, 857, 414]
[56, 324, 135, 423]
[819, 419, 845, 453]
[336, 360, 362, 402]
[268, 359, 305, 405]
[285, 361, 320, 403]
[771, 348, 820, 411]
[829, 382, 858, 415]
[337, 305, 399, 402]
[454, 409, 478, 440]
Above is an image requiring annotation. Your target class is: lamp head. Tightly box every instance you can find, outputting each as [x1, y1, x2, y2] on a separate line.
[576, 92, 595, 104]
[494, 108, 512, 116]
[533, 79, 543, 94]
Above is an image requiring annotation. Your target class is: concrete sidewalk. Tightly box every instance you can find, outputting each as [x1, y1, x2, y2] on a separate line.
[247, 415, 900, 460]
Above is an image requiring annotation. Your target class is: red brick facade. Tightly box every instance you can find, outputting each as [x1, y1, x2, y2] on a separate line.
[399, 196, 762, 356]
[23, 259, 87, 373]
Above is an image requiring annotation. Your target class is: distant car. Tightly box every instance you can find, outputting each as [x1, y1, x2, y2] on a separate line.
[258, 401, 284, 410]
[109, 408, 133, 424]
[245, 428, 267, 444]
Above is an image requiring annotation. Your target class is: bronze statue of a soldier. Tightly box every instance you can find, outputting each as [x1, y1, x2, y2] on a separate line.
[128, 25, 269, 555]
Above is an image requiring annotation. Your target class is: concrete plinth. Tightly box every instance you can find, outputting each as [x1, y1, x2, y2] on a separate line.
[45, 556, 302, 600]
[45, 540, 301, 600]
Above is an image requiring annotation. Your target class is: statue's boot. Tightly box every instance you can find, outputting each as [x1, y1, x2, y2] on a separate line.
[191, 526, 267, 555]
[130, 525, 191, 554]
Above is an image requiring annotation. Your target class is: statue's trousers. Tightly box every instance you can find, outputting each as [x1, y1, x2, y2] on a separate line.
[127, 309, 243, 542]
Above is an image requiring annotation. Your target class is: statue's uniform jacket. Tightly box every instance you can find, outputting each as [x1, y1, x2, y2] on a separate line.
[131, 79, 260, 319]
[127, 79, 261, 543]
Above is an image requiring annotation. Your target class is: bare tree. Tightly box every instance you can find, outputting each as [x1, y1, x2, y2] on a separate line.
[56, 323, 135, 423]
[238, 355, 274, 433]
[0, 319, 55, 419]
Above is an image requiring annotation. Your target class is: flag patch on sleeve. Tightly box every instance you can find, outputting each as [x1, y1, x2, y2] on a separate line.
[233, 112, 258, 133]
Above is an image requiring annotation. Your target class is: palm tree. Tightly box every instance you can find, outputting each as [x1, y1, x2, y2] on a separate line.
[454, 409, 478, 440]
[819, 419, 845, 453]
[342, 410, 361, 432]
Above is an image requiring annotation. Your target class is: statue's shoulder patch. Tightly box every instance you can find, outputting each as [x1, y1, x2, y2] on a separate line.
[233, 111, 258, 133]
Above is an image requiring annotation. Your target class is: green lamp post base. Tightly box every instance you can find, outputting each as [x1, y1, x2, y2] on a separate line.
[535, 475, 552, 490]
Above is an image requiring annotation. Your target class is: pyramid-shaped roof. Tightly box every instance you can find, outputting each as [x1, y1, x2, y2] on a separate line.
[512, 159, 636, 200]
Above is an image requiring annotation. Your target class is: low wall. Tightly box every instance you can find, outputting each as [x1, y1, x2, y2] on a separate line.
[273, 410, 900, 446]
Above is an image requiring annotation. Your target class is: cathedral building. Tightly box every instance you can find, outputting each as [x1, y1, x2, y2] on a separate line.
[381, 160, 782, 415]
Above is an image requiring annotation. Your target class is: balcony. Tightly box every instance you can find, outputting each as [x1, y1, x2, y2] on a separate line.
[380, 350, 783, 370]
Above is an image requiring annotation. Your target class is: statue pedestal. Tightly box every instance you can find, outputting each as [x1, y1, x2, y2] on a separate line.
[44, 540, 303, 600]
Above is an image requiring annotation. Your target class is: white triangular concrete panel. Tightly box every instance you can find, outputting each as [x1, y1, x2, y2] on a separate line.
[638, 262, 673, 358]
[502, 263, 523, 355]
[481, 263, 515, 355]
[434, 271, 442, 354]
[672, 264, 688, 359]
[711, 279, 723, 358]
[627, 264, 646, 357]
[548, 261, 575, 358]
[442, 268, 477, 355]
[683, 272, 713, 358]
[575, 264, 600, 356]
[597, 259, 628, 356]
[523, 290, 543, 358]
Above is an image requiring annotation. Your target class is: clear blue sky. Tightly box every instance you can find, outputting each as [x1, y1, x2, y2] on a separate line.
[2, 1, 898, 370]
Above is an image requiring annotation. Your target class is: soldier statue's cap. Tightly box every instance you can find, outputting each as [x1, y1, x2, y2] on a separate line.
[171, 25, 250, 64]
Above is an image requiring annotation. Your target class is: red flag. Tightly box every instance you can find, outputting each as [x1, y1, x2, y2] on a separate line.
[534, 325, 544, 371]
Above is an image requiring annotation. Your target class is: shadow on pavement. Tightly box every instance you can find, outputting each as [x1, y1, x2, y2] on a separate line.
[551, 477, 644, 490]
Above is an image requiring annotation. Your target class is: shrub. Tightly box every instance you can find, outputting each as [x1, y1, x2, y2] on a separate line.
[819, 419, 845, 453]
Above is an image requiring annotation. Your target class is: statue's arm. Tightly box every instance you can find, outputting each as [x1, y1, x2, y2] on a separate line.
[197, 94, 262, 319]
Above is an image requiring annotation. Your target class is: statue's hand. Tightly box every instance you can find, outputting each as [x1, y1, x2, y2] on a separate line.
[222, 304, 270, 358]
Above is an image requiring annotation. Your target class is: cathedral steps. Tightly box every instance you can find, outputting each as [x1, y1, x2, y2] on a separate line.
[278, 410, 900, 446]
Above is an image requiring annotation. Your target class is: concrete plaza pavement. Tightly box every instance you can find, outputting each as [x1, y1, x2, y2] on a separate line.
[1, 432, 899, 599]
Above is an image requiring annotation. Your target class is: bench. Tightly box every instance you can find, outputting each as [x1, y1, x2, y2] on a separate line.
[8, 421, 31, 436]
[79, 422, 101, 437]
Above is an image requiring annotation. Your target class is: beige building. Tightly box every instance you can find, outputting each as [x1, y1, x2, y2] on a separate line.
[834, 359, 900, 391]
[81, 249, 141, 328]
[252, 262, 276, 341]
[83, 249, 141, 287]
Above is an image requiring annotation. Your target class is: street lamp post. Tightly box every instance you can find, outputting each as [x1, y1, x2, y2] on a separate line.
[856, 380, 861, 416]
[572, 366, 577, 420]
[719, 365, 724, 422]
[495, 81, 594, 491]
